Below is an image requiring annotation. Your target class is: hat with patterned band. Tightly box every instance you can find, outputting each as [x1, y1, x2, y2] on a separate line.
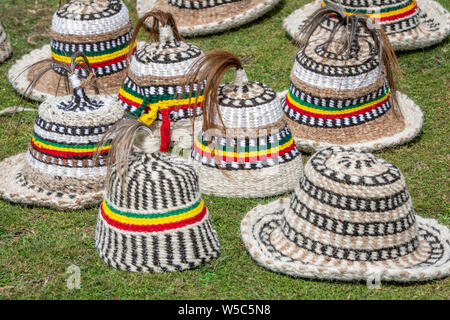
[0, 53, 124, 210]
[136, 0, 281, 36]
[187, 51, 303, 198]
[0, 22, 12, 63]
[118, 11, 205, 152]
[284, 0, 449, 51]
[94, 120, 220, 272]
[241, 146, 450, 282]
[8, 0, 135, 102]
[281, 7, 423, 153]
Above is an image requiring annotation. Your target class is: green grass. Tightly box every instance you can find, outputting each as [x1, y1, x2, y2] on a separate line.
[0, 0, 449, 300]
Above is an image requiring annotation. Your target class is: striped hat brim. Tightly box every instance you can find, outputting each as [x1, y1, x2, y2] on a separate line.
[283, 0, 450, 51]
[278, 91, 423, 153]
[136, 0, 281, 37]
[240, 198, 450, 282]
[0, 153, 104, 210]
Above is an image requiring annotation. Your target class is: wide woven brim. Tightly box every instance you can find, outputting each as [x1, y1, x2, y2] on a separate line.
[0, 153, 104, 210]
[283, 0, 450, 51]
[95, 209, 221, 272]
[136, 0, 281, 36]
[0, 39, 12, 63]
[7, 44, 129, 102]
[278, 91, 423, 153]
[241, 198, 450, 282]
[194, 155, 303, 198]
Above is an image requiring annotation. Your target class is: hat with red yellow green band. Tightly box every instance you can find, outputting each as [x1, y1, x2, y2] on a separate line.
[8, 0, 135, 102]
[0, 53, 124, 210]
[118, 10, 205, 152]
[284, 0, 449, 51]
[94, 120, 220, 272]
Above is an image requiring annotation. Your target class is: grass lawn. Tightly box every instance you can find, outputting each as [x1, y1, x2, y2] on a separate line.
[0, 0, 449, 300]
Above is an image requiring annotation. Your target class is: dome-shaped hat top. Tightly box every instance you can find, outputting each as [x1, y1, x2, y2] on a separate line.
[241, 146, 450, 281]
[50, 0, 133, 78]
[95, 126, 220, 272]
[24, 71, 124, 195]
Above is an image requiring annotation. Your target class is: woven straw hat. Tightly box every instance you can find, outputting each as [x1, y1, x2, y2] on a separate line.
[0, 54, 124, 210]
[8, 0, 134, 102]
[188, 51, 303, 198]
[284, 0, 450, 51]
[119, 11, 204, 152]
[94, 120, 220, 272]
[136, 0, 281, 36]
[0, 22, 12, 63]
[241, 146, 450, 282]
[281, 7, 423, 153]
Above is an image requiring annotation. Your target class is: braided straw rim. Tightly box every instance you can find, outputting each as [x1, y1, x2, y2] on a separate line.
[136, 0, 281, 36]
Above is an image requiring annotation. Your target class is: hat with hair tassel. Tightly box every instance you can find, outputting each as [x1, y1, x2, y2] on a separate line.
[0, 22, 12, 63]
[241, 146, 450, 282]
[281, 7, 423, 153]
[284, 0, 449, 51]
[94, 119, 220, 272]
[118, 10, 205, 152]
[188, 50, 303, 198]
[8, 0, 135, 102]
[136, 0, 281, 37]
[0, 53, 124, 210]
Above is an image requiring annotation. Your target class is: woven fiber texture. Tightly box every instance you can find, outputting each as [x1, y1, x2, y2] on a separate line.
[191, 68, 303, 198]
[8, 0, 134, 102]
[136, 0, 281, 36]
[119, 17, 205, 152]
[241, 146, 450, 282]
[0, 81, 124, 210]
[0, 22, 12, 63]
[284, 0, 450, 51]
[281, 15, 423, 152]
[95, 151, 221, 272]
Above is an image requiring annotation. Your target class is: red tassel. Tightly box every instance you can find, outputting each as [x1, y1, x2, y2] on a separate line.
[160, 109, 171, 152]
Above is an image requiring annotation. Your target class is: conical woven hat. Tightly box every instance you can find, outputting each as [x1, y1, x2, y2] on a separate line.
[94, 121, 220, 272]
[284, 0, 450, 51]
[136, 0, 281, 36]
[8, 0, 134, 102]
[282, 8, 423, 152]
[118, 11, 205, 152]
[0, 56, 124, 210]
[0, 22, 12, 63]
[189, 51, 303, 198]
[241, 146, 450, 282]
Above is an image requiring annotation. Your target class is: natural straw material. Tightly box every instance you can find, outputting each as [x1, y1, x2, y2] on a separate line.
[94, 121, 220, 272]
[8, 0, 134, 102]
[281, 7, 423, 152]
[0, 22, 12, 63]
[118, 10, 205, 152]
[0, 65, 124, 209]
[284, 0, 450, 51]
[241, 146, 450, 282]
[188, 51, 303, 198]
[136, 0, 281, 36]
